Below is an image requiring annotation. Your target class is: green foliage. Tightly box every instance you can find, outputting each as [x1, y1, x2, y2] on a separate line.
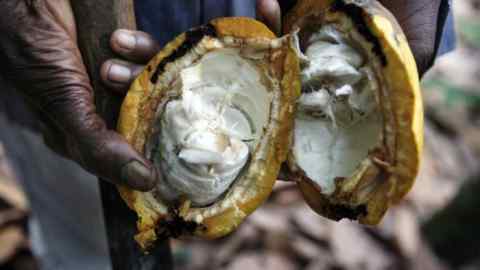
[458, 17, 480, 48]
[422, 79, 480, 107]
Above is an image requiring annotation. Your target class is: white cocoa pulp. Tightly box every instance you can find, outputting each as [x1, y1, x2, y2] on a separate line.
[293, 25, 382, 195]
[154, 49, 271, 206]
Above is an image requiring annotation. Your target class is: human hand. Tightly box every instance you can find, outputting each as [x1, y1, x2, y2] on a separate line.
[0, 0, 159, 191]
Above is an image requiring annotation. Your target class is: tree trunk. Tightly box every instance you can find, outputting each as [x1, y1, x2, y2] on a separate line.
[70, 2, 173, 269]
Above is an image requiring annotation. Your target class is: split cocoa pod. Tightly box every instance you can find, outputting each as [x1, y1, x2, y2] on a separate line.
[117, 0, 423, 250]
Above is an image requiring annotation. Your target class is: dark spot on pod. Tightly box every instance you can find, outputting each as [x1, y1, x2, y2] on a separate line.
[331, 0, 387, 66]
[328, 203, 368, 221]
[150, 24, 218, 84]
[155, 207, 204, 239]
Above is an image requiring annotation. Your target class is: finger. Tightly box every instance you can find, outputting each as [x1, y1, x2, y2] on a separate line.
[408, 41, 435, 78]
[110, 29, 161, 63]
[256, 0, 282, 35]
[69, 127, 160, 191]
[379, 0, 441, 77]
[100, 59, 144, 94]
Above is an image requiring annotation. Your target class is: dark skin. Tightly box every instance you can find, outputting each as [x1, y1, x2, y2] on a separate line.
[0, 0, 443, 191]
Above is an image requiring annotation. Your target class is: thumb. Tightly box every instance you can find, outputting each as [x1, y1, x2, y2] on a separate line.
[69, 127, 159, 191]
[256, 0, 282, 35]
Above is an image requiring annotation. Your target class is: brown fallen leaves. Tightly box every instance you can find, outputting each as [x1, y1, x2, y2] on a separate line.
[0, 143, 37, 270]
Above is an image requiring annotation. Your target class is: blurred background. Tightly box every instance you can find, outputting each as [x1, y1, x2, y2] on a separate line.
[1, 1, 480, 269]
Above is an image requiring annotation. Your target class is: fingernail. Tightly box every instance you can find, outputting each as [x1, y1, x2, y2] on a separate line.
[121, 160, 157, 191]
[107, 63, 131, 83]
[116, 30, 136, 51]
